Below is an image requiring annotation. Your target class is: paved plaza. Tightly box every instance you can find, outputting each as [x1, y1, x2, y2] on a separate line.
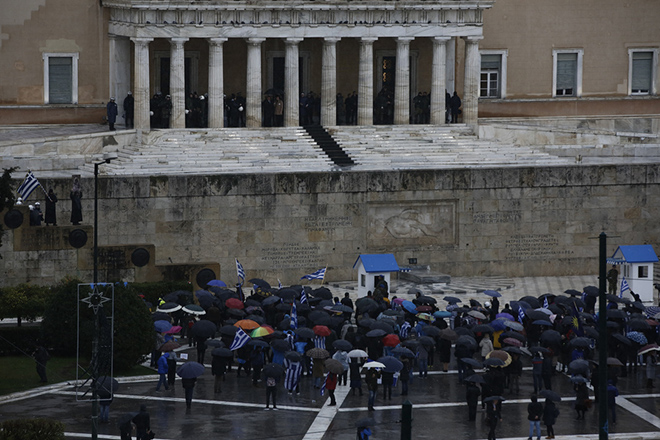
[1, 276, 660, 440]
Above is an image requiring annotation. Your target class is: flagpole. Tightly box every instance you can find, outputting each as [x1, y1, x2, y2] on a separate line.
[320, 266, 327, 285]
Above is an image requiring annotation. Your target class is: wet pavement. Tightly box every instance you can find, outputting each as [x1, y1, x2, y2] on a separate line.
[1, 275, 659, 440]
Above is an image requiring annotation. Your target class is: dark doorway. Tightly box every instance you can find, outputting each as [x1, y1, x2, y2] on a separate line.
[272, 57, 305, 97]
[159, 57, 193, 96]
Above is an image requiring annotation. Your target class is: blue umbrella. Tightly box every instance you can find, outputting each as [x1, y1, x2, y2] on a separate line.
[176, 361, 205, 379]
[391, 346, 415, 358]
[490, 319, 508, 331]
[195, 290, 213, 299]
[483, 290, 502, 298]
[627, 331, 648, 345]
[207, 280, 227, 288]
[496, 312, 514, 321]
[154, 320, 172, 333]
[433, 311, 452, 318]
[401, 300, 417, 314]
[377, 356, 404, 373]
[443, 296, 462, 304]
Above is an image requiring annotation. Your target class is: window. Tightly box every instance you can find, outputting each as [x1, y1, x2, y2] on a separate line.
[629, 49, 658, 95]
[479, 51, 507, 99]
[553, 49, 583, 97]
[360, 274, 366, 287]
[638, 265, 649, 278]
[42, 53, 79, 104]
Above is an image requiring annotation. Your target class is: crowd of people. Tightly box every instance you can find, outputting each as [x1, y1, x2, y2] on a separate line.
[124, 277, 660, 439]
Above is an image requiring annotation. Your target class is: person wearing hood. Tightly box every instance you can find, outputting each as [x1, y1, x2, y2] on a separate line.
[543, 397, 560, 439]
[156, 352, 169, 391]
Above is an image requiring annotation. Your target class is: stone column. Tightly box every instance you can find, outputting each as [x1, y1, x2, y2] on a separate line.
[285, 38, 303, 127]
[208, 38, 227, 128]
[131, 37, 153, 131]
[394, 37, 414, 125]
[109, 35, 131, 127]
[321, 37, 340, 126]
[170, 37, 188, 129]
[462, 36, 483, 127]
[246, 38, 265, 128]
[358, 37, 377, 126]
[431, 37, 450, 125]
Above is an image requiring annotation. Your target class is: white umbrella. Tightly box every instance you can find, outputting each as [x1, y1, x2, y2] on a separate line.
[363, 361, 386, 369]
[348, 349, 369, 359]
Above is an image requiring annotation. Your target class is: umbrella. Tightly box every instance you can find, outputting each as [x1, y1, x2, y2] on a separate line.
[324, 358, 345, 374]
[205, 339, 224, 348]
[540, 390, 562, 402]
[455, 327, 475, 337]
[262, 295, 281, 307]
[417, 295, 437, 305]
[484, 357, 505, 367]
[370, 321, 395, 333]
[484, 396, 505, 402]
[248, 339, 269, 348]
[584, 327, 599, 339]
[540, 330, 561, 345]
[461, 358, 482, 368]
[164, 325, 182, 335]
[377, 356, 404, 373]
[312, 287, 333, 300]
[401, 301, 418, 314]
[333, 339, 353, 351]
[568, 337, 592, 349]
[157, 302, 182, 313]
[433, 311, 452, 318]
[468, 310, 487, 320]
[421, 326, 442, 337]
[443, 296, 462, 304]
[416, 305, 433, 313]
[504, 321, 524, 331]
[329, 304, 353, 313]
[469, 299, 482, 308]
[408, 287, 423, 296]
[490, 319, 508, 331]
[219, 324, 238, 336]
[313, 325, 331, 337]
[569, 359, 590, 375]
[638, 344, 660, 355]
[419, 336, 435, 347]
[565, 289, 581, 296]
[496, 312, 514, 321]
[439, 329, 459, 341]
[183, 304, 206, 315]
[355, 417, 376, 428]
[234, 319, 260, 331]
[271, 339, 291, 352]
[501, 331, 526, 343]
[483, 290, 502, 298]
[503, 346, 524, 355]
[502, 337, 522, 347]
[607, 309, 626, 319]
[227, 308, 246, 318]
[627, 331, 648, 345]
[570, 375, 589, 384]
[520, 296, 541, 309]
[402, 339, 420, 349]
[607, 357, 624, 366]
[456, 335, 477, 349]
[391, 346, 416, 358]
[159, 340, 181, 352]
[629, 319, 651, 330]
[356, 297, 379, 313]
[306, 348, 330, 359]
[363, 361, 386, 369]
[416, 313, 435, 322]
[262, 363, 285, 379]
[472, 324, 494, 334]
[348, 349, 369, 358]
[177, 361, 205, 379]
[366, 329, 387, 338]
[207, 280, 227, 288]
[358, 317, 376, 328]
[245, 314, 266, 325]
[612, 333, 631, 346]
[249, 278, 272, 290]
[532, 320, 553, 327]
[225, 298, 244, 309]
[294, 327, 316, 339]
[191, 320, 217, 338]
[154, 320, 172, 333]
[96, 376, 119, 399]
[529, 346, 551, 355]
[382, 334, 401, 347]
[251, 326, 275, 338]
[465, 374, 486, 384]
[486, 350, 512, 367]
[285, 351, 302, 362]
[212, 347, 233, 358]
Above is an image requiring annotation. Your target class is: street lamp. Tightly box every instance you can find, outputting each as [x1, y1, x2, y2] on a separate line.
[91, 152, 116, 440]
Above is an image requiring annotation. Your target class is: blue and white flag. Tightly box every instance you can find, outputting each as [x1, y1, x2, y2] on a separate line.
[313, 336, 326, 349]
[300, 289, 308, 304]
[400, 321, 412, 340]
[290, 301, 298, 330]
[236, 259, 245, 283]
[543, 297, 549, 309]
[301, 267, 326, 281]
[518, 306, 525, 324]
[620, 276, 630, 298]
[230, 327, 250, 350]
[17, 171, 40, 200]
[320, 372, 328, 396]
[278, 279, 283, 289]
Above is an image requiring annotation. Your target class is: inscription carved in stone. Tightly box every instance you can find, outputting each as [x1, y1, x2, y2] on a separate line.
[505, 234, 574, 260]
[259, 243, 323, 269]
[368, 201, 457, 249]
[473, 211, 522, 224]
[304, 216, 353, 232]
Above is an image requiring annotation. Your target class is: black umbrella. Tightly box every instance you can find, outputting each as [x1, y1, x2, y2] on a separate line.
[584, 327, 599, 339]
[628, 319, 651, 330]
[529, 346, 551, 355]
[96, 376, 119, 399]
[419, 336, 435, 347]
[391, 346, 416, 358]
[520, 296, 541, 309]
[455, 327, 475, 337]
[612, 333, 631, 346]
[525, 309, 549, 321]
[312, 287, 333, 300]
[503, 346, 524, 355]
[583, 286, 599, 296]
[177, 361, 205, 379]
[294, 327, 315, 339]
[278, 289, 298, 301]
[465, 374, 486, 384]
[248, 339, 269, 348]
[366, 329, 387, 338]
[262, 363, 285, 379]
[461, 358, 482, 368]
[370, 321, 394, 334]
[456, 335, 477, 348]
[271, 339, 291, 352]
[249, 278, 271, 290]
[417, 295, 437, 305]
[540, 389, 562, 402]
[501, 331, 526, 342]
[377, 356, 404, 373]
[285, 351, 302, 362]
[356, 297, 379, 314]
[191, 320, 217, 338]
[219, 324, 238, 336]
[484, 396, 506, 402]
[333, 339, 353, 351]
[262, 295, 281, 307]
[484, 357, 505, 367]
[565, 289, 581, 296]
[569, 359, 590, 375]
[443, 296, 462, 304]
[212, 347, 233, 358]
[607, 309, 626, 319]
[472, 324, 494, 334]
[358, 317, 376, 328]
[540, 330, 561, 345]
[422, 326, 442, 337]
[206, 339, 224, 348]
[227, 308, 246, 318]
[568, 337, 592, 349]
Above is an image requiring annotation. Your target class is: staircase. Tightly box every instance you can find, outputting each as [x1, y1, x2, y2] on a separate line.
[303, 125, 355, 167]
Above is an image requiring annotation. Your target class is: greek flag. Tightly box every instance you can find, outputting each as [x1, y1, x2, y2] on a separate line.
[400, 321, 412, 340]
[300, 289, 308, 304]
[230, 327, 251, 350]
[278, 279, 283, 289]
[236, 259, 245, 283]
[543, 297, 549, 309]
[290, 301, 298, 330]
[518, 306, 525, 324]
[320, 372, 328, 396]
[314, 336, 326, 349]
[17, 171, 40, 200]
[620, 276, 630, 298]
[301, 267, 326, 280]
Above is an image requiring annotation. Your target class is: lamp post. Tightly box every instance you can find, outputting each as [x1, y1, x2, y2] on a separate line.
[91, 154, 116, 440]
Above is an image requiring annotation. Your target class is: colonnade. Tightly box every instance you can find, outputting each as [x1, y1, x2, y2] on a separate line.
[125, 35, 482, 130]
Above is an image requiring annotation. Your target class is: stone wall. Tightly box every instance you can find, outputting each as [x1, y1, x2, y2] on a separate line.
[1, 164, 659, 286]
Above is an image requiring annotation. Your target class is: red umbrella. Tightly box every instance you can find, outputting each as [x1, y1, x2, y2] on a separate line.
[502, 337, 523, 347]
[416, 305, 433, 313]
[382, 334, 401, 347]
[313, 325, 331, 337]
[226, 298, 244, 309]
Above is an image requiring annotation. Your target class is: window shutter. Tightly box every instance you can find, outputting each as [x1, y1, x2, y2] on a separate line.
[556, 53, 577, 91]
[632, 52, 652, 93]
[49, 57, 73, 104]
[481, 54, 501, 70]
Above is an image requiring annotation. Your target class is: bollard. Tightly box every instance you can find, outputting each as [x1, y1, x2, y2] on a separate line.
[401, 400, 413, 440]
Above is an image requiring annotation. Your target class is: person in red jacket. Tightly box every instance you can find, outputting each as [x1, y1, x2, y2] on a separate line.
[325, 372, 338, 406]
